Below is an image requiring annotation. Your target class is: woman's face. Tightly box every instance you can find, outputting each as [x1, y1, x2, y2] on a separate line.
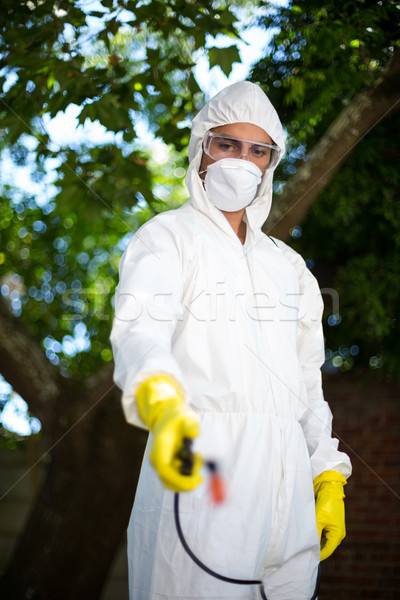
[199, 122, 274, 179]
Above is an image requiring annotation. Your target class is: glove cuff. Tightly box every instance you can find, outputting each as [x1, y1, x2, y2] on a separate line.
[136, 375, 185, 429]
[313, 470, 347, 496]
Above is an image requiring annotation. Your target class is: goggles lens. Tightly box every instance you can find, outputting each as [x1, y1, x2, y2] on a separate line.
[203, 132, 280, 169]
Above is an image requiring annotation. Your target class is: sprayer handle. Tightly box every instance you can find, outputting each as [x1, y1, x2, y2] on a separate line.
[176, 437, 195, 476]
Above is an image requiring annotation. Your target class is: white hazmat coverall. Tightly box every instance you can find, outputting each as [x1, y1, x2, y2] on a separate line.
[110, 81, 352, 600]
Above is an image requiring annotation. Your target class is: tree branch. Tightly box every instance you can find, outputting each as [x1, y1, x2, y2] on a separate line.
[0, 296, 120, 434]
[0, 298, 60, 424]
[264, 48, 400, 241]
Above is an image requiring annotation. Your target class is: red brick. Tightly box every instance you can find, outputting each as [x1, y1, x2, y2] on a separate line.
[318, 370, 400, 599]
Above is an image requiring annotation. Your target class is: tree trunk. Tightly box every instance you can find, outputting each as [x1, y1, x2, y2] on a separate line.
[264, 48, 400, 241]
[0, 391, 147, 600]
[0, 291, 150, 599]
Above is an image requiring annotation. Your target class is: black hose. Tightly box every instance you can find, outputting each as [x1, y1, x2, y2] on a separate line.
[174, 492, 268, 598]
[310, 563, 321, 600]
[174, 492, 321, 600]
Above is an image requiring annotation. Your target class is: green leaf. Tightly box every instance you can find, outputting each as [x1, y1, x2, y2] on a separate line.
[208, 45, 240, 77]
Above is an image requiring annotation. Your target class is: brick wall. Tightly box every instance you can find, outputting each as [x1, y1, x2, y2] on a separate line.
[319, 371, 400, 600]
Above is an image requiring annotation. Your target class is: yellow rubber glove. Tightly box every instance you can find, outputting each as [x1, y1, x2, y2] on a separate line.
[136, 375, 202, 492]
[314, 470, 347, 561]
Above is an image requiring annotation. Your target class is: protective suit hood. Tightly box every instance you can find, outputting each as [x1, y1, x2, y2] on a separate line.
[186, 81, 285, 232]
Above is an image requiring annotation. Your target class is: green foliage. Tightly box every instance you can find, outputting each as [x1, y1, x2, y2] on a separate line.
[251, 0, 398, 144]
[1, 192, 124, 377]
[0, 0, 240, 149]
[291, 119, 400, 379]
[0, 139, 189, 380]
[0, 425, 28, 450]
[250, 0, 400, 379]
[0, 0, 241, 211]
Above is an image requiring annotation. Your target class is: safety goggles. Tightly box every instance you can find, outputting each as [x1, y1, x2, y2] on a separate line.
[202, 131, 280, 169]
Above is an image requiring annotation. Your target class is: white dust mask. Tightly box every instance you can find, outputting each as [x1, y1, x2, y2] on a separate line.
[203, 158, 262, 212]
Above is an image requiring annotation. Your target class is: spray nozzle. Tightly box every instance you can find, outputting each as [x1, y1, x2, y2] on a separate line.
[177, 437, 226, 504]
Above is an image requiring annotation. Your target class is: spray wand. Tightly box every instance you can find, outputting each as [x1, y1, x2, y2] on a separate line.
[177, 436, 225, 504]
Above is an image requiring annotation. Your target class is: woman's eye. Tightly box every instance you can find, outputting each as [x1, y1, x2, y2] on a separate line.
[251, 146, 269, 157]
[218, 141, 238, 152]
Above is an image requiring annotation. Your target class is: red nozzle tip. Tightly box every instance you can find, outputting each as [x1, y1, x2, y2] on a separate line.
[209, 472, 226, 504]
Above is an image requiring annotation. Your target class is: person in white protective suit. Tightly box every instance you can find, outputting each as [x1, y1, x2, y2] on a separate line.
[110, 81, 352, 600]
